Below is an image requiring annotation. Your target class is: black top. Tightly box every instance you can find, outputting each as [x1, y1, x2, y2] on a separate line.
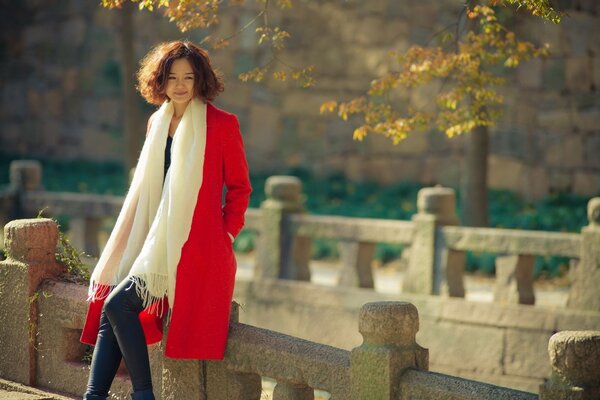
[164, 135, 173, 180]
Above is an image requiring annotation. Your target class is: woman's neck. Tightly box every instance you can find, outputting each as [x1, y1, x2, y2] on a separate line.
[172, 100, 191, 119]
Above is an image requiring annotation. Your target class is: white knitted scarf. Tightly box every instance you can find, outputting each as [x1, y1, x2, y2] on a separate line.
[88, 98, 207, 320]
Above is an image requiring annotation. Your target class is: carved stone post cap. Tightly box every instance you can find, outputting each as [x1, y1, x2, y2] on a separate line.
[416, 186, 457, 224]
[587, 198, 600, 227]
[359, 301, 419, 346]
[265, 176, 302, 202]
[4, 218, 58, 263]
[548, 331, 600, 387]
[9, 160, 42, 191]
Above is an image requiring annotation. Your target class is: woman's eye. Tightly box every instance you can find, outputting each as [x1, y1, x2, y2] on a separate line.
[168, 76, 176, 80]
[185, 76, 194, 80]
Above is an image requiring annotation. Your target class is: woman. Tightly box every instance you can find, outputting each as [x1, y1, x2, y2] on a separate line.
[79, 41, 252, 400]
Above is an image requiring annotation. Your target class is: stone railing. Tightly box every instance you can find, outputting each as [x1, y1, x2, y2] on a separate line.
[1, 219, 599, 399]
[254, 176, 599, 312]
[2, 160, 599, 312]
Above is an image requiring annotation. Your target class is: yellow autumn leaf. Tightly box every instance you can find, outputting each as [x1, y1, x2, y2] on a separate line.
[353, 126, 368, 141]
[319, 101, 337, 114]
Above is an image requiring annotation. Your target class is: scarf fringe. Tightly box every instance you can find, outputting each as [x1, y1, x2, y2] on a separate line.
[87, 277, 172, 324]
[129, 274, 172, 322]
[87, 280, 114, 302]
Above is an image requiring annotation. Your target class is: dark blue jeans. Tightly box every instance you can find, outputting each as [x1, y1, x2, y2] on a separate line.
[83, 277, 155, 400]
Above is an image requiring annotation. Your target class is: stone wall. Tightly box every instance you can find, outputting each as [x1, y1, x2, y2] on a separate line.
[1, 0, 599, 198]
[232, 277, 600, 394]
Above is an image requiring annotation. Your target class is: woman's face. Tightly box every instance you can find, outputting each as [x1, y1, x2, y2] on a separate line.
[165, 58, 196, 106]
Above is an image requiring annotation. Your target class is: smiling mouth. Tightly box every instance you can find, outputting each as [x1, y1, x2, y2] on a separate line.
[174, 92, 188, 96]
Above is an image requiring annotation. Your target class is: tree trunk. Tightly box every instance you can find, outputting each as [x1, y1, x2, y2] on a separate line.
[460, 124, 489, 227]
[460, 0, 489, 227]
[120, 1, 141, 173]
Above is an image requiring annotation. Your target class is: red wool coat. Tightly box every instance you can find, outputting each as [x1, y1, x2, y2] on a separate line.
[80, 102, 252, 359]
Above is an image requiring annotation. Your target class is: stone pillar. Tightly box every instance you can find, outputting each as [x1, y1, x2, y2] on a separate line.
[163, 302, 262, 400]
[494, 254, 535, 305]
[68, 217, 102, 257]
[568, 197, 600, 311]
[255, 176, 311, 281]
[1, 161, 43, 243]
[0, 218, 64, 386]
[338, 241, 375, 288]
[9, 160, 43, 192]
[204, 302, 262, 400]
[539, 331, 600, 400]
[350, 302, 428, 400]
[403, 186, 464, 296]
[273, 382, 313, 400]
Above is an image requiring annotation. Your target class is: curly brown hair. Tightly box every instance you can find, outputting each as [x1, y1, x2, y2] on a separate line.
[137, 41, 224, 105]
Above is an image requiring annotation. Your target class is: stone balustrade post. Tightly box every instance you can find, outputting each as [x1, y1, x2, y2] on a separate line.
[568, 198, 600, 311]
[162, 302, 262, 400]
[68, 217, 102, 257]
[539, 331, 600, 399]
[9, 160, 43, 193]
[350, 302, 428, 399]
[0, 218, 64, 386]
[255, 176, 311, 281]
[494, 254, 535, 305]
[1, 161, 43, 232]
[403, 186, 464, 296]
[338, 240, 375, 288]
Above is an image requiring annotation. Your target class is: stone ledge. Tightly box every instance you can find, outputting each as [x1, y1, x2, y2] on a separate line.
[0, 379, 76, 400]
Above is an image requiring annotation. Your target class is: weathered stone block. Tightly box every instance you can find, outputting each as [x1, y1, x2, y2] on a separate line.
[365, 157, 421, 185]
[505, 329, 552, 379]
[573, 172, 600, 196]
[247, 103, 282, 168]
[518, 58, 543, 89]
[35, 281, 136, 398]
[519, 167, 549, 201]
[440, 299, 557, 331]
[537, 109, 572, 133]
[545, 134, 583, 169]
[566, 57, 593, 92]
[594, 57, 600, 88]
[418, 320, 504, 375]
[488, 155, 523, 192]
[542, 58, 566, 91]
[420, 156, 461, 188]
[574, 107, 600, 132]
[548, 170, 573, 192]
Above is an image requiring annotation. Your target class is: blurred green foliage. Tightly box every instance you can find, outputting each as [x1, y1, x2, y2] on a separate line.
[0, 154, 127, 195]
[1, 160, 593, 278]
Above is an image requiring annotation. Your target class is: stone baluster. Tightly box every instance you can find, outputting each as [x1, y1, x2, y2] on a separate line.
[0, 218, 64, 386]
[403, 186, 465, 296]
[9, 160, 43, 193]
[350, 302, 428, 399]
[255, 176, 311, 281]
[68, 217, 102, 257]
[494, 254, 535, 305]
[273, 382, 313, 400]
[338, 240, 375, 288]
[539, 331, 600, 399]
[1, 161, 44, 230]
[567, 197, 600, 311]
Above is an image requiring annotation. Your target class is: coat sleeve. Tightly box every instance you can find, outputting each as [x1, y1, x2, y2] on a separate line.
[222, 114, 252, 238]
